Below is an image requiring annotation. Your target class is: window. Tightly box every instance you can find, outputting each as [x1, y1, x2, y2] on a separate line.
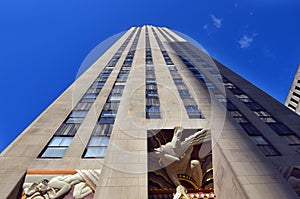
[288, 104, 296, 110]
[70, 111, 88, 118]
[226, 102, 237, 111]
[290, 98, 299, 104]
[65, 117, 84, 124]
[234, 117, 248, 123]
[205, 83, 215, 89]
[146, 84, 157, 91]
[229, 87, 244, 95]
[87, 88, 101, 94]
[179, 90, 190, 99]
[146, 106, 161, 119]
[182, 98, 197, 107]
[83, 137, 110, 158]
[239, 123, 261, 136]
[55, 123, 79, 136]
[93, 124, 113, 136]
[99, 117, 115, 124]
[257, 145, 281, 156]
[186, 106, 203, 119]
[65, 111, 88, 124]
[74, 102, 92, 111]
[40, 136, 73, 158]
[108, 94, 122, 102]
[251, 136, 269, 145]
[100, 73, 110, 78]
[293, 92, 300, 98]
[81, 98, 96, 103]
[244, 102, 264, 111]
[290, 145, 300, 155]
[268, 123, 294, 135]
[230, 111, 243, 117]
[92, 82, 105, 89]
[282, 135, 300, 145]
[103, 103, 119, 111]
[235, 94, 252, 102]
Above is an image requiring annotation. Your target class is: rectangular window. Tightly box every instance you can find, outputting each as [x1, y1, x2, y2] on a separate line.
[290, 98, 299, 104]
[288, 104, 296, 110]
[244, 102, 264, 111]
[70, 111, 88, 118]
[251, 136, 269, 145]
[93, 124, 113, 136]
[293, 92, 300, 98]
[74, 102, 92, 111]
[40, 136, 73, 158]
[99, 117, 115, 124]
[103, 103, 119, 111]
[81, 98, 96, 103]
[84, 146, 107, 158]
[268, 123, 294, 135]
[108, 94, 122, 102]
[239, 123, 261, 136]
[186, 106, 202, 119]
[83, 93, 98, 99]
[257, 145, 281, 156]
[101, 111, 117, 118]
[87, 88, 101, 94]
[227, 102, 237, 111]
[55, 123, 80, 136]
[146, 106, 161, 119]
[282, 135, 300, 145]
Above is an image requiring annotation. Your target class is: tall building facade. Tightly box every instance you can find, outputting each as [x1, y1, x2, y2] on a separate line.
[1, 26, 300, 199]
[285, 64, 300, 115]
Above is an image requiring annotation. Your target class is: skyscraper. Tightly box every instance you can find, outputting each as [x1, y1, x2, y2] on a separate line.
[285, 64, 300, 115]
[1, 26, 300, 199]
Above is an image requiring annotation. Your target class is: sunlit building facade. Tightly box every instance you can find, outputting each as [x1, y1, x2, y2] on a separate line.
[1, 26, 300, 199]
[285, 64, 300, 115]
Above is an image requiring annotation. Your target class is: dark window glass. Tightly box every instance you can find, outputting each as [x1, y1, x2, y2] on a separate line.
[239, 123, 261, 136]
[257, 145, 281, 156]
[268, 123, 294, 135]
[244, 102, 264, 111]
[282, 135, 300, 145]
[99, 117, 115, 124]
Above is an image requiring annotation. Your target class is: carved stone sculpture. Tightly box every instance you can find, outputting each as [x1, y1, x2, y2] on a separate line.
[154, 127, 209, 199]
[22, 170, 100, 199]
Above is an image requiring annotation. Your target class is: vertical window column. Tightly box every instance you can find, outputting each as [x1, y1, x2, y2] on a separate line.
[39, 29, 137, 158]
[83, 28, 142, 158]
[151, 28, 204, 119]
[226, 101, 280, 156]
[222, 77, 300, 155]
[145, 27, 161, 119]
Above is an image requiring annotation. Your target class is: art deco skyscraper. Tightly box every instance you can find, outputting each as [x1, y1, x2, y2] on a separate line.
[1, 26, 300, 199]
[285, 64, 300, 115]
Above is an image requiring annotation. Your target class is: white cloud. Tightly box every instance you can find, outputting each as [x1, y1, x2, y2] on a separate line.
[238, 35, 255, 48]
[203, 24, 208, 30]
[210, 15, 222, 28]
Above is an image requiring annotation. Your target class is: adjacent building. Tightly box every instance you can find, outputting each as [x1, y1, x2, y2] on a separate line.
[285, 64, 300, 115]
[1, 26, 300, 199]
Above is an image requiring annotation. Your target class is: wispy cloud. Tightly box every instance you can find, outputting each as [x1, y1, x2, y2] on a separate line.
[238, 34, 255, 48]
[203, 24, 208, 30]
[210, 15, 222, 28]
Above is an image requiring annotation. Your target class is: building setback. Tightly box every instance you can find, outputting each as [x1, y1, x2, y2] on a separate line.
[1, 26, 300, 199]
[285, 64, 300, 115]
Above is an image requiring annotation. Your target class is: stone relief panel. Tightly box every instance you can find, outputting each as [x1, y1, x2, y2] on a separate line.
[20, 170, 100, 199]
[148, 127, 215, 199]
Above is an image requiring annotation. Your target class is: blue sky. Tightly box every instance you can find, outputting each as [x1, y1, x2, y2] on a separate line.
[0, 0, 300, 152]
